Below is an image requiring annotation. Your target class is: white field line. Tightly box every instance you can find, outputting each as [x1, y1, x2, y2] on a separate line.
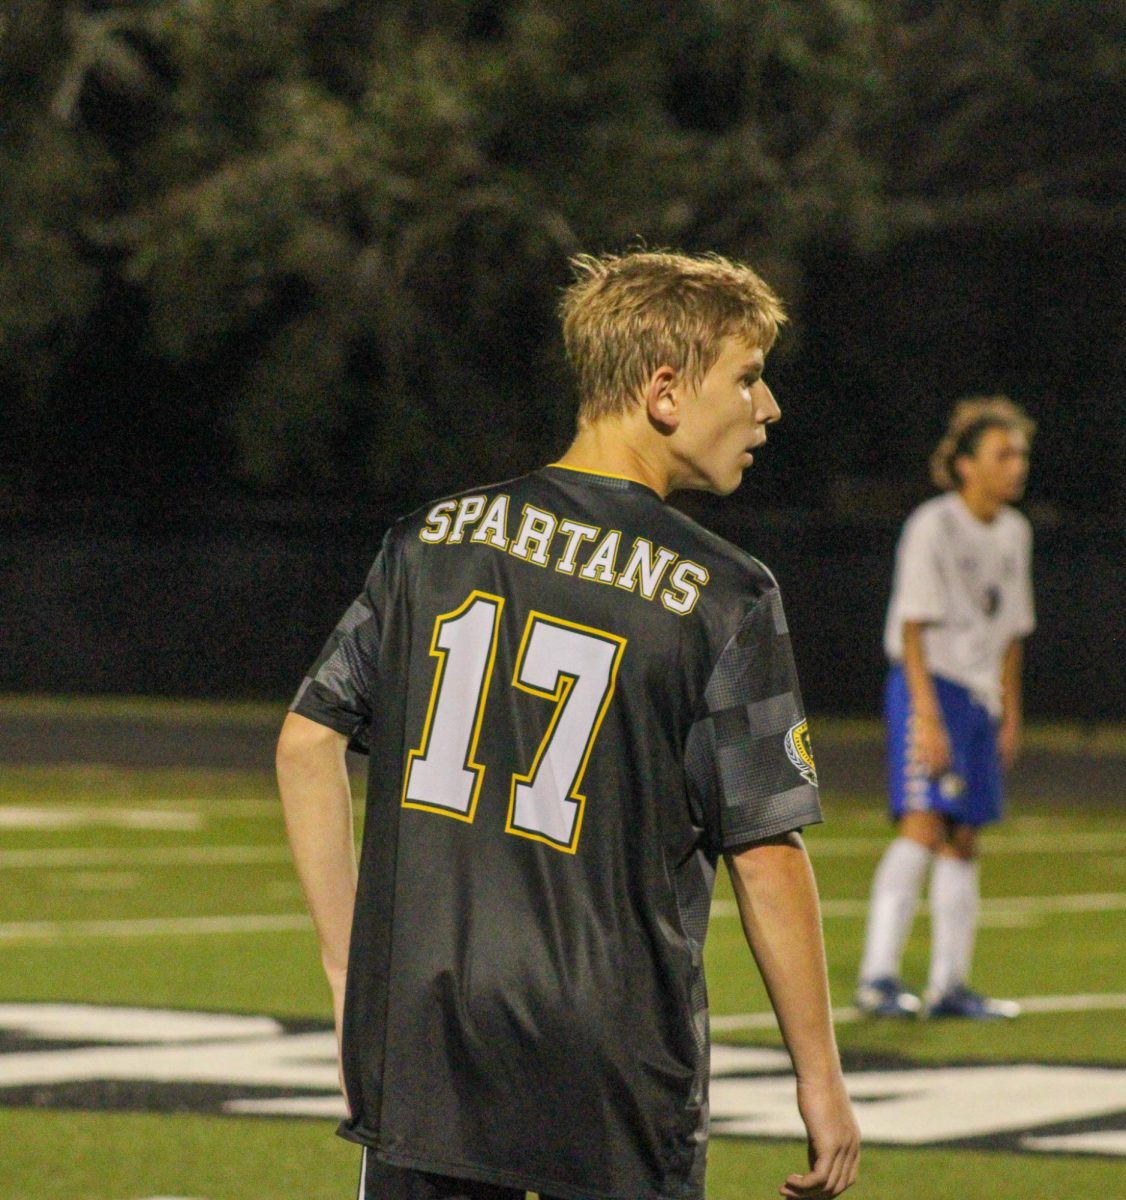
[1, 828, 1121, 872]
[115, 798, 280, 814]
[1, 892, 1122, 945]
[711, 992, 1126, 1032]
[0, 913, 311, 942]
[1022, 1131, 1126, 1156]
[0, 845, 292, 869]
[0, 806, 203, 831]
[807, 831, 1126, 857]
[712, 891, 1126, 920]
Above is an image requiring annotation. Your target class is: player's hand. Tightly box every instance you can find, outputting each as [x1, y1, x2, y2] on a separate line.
[915, 711, 951, 777]
[781, 1073, 860, 1198]
[998, 716, 1021, 769]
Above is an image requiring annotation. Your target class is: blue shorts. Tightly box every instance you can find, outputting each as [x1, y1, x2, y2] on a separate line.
[885, 666, 1003, 827]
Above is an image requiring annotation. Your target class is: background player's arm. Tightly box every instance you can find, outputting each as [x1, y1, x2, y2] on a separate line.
[276, 712, 357, 1099]
[901, 619, 951, 776]
[998, 637, 1024, 768]
[726, 832, 859, 1199]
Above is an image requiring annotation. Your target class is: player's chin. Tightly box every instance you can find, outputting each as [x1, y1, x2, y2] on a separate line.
[712, 463, 750, 496]
[710, 475, 743, 497]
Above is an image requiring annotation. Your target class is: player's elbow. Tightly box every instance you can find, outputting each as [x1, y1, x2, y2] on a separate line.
[276, 712, 346, 772]
[725, 829, 805, 863]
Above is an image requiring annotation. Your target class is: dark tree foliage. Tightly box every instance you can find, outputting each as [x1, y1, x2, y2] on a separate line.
[0, 0, 1122, 508]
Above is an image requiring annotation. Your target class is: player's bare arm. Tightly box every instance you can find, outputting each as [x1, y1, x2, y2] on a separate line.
[901, 620, 951, 776]
[276, 712, 357, 1101]
[999, 638, 1024, 769]
[726, 833, 860, 1198]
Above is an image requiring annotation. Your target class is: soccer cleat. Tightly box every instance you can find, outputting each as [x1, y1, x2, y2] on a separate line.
[855, 976, 923, 1018]
[926, 984, 1020, 1020]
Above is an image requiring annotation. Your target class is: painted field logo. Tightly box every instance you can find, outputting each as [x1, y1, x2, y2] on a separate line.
[0, 1004, 1122, 1156]
[784, 719, 817, 787]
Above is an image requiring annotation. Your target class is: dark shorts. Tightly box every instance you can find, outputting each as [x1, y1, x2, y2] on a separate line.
[885, 665, 1003, 827]
[358, 1150, 567, 1200]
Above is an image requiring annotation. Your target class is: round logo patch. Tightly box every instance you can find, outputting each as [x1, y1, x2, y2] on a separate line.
[939, 771, 966, 800]
[784, 719, 818, 787]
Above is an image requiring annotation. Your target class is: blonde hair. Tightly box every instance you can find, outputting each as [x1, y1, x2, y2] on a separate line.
[559, 249, 786, 424]
[930, 395, 1037, 490]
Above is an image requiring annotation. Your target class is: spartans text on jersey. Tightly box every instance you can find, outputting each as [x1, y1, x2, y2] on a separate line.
[419, 493, 709, 614]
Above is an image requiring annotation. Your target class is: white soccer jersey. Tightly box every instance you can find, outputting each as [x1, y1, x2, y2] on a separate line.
[883, 492, 1035, 716]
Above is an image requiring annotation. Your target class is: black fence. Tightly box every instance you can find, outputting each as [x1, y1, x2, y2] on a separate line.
[1, 511, 1120, 720]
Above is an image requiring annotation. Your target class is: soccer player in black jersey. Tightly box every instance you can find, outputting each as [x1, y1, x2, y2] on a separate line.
[278, 250, 859, 1200]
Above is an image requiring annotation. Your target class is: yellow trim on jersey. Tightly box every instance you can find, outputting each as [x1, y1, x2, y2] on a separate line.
[508, 502, 557, 567]
[506, 611, 627, 854]
[578, 527, 623, 586]
[402, 591, 504, 823]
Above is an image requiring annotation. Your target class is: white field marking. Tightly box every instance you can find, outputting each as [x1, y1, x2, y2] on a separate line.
[806, 831, 1126, 857]
[43, 871, 141, 892]
[0, 1004, 282, 1043]
[94, 797, 282, 818]
[2, 893, 1121, 945]
[0, 913, 311, 943]
[120, 798, 280, 815]
[711, 1064, 1126, 1145]
[1021, 1131, 1126, 1156]
[711, 1043, 794, 1073]
[710, 992, 1126, 1032]
[1016, 992, 1126, 1014]
[226, 1073, 1126, 1138]
[2, 1002, 1122, 1151]
[3, 827, 1116, 873]
[711, 892, 1126, 920]
[0, 806, 202, 831]
[225, 1095, 347, 1118]
[712, 1007, 860, 1032]
[237, 1040, 1126, 1147]
[0, 1030, 338, 1090]
[0, 845, 292, 870]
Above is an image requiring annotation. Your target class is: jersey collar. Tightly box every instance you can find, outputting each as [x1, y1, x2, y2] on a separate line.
[543, 462, 664, 500]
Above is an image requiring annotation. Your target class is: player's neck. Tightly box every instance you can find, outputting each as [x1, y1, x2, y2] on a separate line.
[555, 424, 671, 498]
[957, 486, 1002, 523]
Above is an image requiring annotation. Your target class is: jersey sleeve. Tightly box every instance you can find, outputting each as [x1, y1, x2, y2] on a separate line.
[892, 508, 947, 624]
[684, 587, 823, 851]
[288, 541, 389, 756]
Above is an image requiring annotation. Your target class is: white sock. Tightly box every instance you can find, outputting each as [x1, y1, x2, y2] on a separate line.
[928, 856, 980, 997]
[859, 837, 932, 983]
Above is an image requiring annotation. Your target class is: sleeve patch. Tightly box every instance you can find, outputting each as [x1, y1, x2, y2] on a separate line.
[685, 589, 823, 849]
[784, 718, 818, 787]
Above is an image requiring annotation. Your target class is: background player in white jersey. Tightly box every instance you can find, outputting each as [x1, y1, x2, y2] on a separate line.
[856, 396, 1036, 1019]
[277, 250, 859, 1200]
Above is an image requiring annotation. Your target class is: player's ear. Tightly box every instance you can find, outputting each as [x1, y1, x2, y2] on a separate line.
[952, 450, 973, 489]
[644, 365, 681, 432]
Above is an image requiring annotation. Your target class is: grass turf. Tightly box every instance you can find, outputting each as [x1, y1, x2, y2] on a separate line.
[0, 1109, 1122, 1200]
[0, 745, 1123, 1199]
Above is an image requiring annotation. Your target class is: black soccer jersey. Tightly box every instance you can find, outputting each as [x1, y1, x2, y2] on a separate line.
[291, 464, 822, 1200]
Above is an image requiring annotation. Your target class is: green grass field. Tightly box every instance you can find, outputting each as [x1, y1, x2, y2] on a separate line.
[0, 712, 1123, 1200]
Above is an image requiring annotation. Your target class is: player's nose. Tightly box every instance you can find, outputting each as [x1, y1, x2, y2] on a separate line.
[753, 380, 781, 425]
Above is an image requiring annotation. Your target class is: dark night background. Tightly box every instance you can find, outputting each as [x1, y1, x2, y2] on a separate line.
[1, 0, 1123, 718]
